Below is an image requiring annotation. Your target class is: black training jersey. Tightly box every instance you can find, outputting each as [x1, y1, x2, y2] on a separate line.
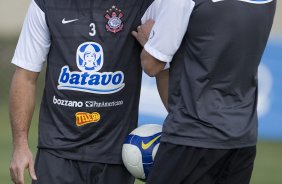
[144, 0, 276, 149]
[12, 0, 153, 164]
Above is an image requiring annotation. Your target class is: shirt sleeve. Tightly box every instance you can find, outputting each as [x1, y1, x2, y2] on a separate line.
[11, 0, 50, 72]
[142, 0, 195, 63]
[141, 0, 162, 23]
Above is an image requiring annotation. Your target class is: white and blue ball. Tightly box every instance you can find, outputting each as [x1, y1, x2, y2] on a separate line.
[122, 124, 162, 180]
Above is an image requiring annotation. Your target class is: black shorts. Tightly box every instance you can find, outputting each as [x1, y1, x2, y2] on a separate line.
[32, 149, 134, 184]
[146, 142, 256, 184]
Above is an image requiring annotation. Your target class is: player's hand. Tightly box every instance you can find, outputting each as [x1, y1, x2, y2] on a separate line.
[10, 146, 37, 184]
[132, 19, 155, 47]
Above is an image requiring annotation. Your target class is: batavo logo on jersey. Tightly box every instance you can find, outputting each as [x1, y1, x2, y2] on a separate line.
[105, 6, 124, 34]
[57, 42, 125, 94]
[75, 112, 101, 126]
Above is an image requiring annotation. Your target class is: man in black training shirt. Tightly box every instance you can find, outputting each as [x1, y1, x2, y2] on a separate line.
[9, 0, 155, 183]
[133, 0, 276, 183]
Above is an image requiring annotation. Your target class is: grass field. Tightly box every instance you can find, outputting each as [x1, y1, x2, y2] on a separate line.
[0, 103, 282, 183]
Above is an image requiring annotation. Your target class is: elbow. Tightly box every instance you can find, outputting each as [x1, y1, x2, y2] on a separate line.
[141, 51, 165, 77]
[142, 62, 161, 77]
[141, 60, 161, 77]
[144, 70, 157, 77]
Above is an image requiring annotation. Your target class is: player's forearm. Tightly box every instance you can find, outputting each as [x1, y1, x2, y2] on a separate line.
[156, 69, 169, 111]
[9, 68, 38, 149]
[141, 49, 166, 77]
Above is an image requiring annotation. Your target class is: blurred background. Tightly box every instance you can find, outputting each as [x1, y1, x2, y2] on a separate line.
[0, 1, 281, 183]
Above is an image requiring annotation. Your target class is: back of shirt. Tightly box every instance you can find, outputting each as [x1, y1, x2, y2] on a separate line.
[144, 0, 276, 148]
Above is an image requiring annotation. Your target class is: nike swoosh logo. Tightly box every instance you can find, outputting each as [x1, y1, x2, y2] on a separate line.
[141, 135, 161, 150]
[62, 18, 79, 24]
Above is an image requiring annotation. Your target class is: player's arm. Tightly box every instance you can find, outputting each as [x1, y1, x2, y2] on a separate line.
[140, 49, 166, 77]
[132, 21, 166, 77]
[133, 0, 194, 109]
[156, 69, 169, 111]
[133, 0, 195, 77]
[132, 22, 169, 108]
[9, 0, 50, 183]
[132, 19, 166, 77]
[9, 68, 39, 184]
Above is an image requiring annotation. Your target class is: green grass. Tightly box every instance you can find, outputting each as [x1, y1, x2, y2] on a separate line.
[251, 142, 282, 184]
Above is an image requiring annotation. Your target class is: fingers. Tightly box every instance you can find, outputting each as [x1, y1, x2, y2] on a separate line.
[10, 148, 36, 184]
[132, 19, 155, 46]
[17, 169, 25, 184]
[131, 31, 138, 38]
[132, 26, 141, 38]
[28, 159, 37, 181]
[132, 24, 153, 47]
[149, 19, 155, 23]
[145, 19, 155, 28]
[10, 158, 36, 184]
[10, 165, 24, 184]
[10, 166, 16, 182]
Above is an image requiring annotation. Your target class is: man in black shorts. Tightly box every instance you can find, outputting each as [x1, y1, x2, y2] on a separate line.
[9, 0, 155, 183]
[133, 0, 276, 183]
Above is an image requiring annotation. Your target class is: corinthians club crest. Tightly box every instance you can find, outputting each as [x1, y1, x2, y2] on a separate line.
[105, 5, 124, 34]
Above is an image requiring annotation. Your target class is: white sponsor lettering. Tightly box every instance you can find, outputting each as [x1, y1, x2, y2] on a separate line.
[85, 100, 124, 108]
[53, 96, 83, 107]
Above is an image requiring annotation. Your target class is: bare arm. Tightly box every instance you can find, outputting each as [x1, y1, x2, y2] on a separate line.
[156, 69, 169, 111]
[132, 20, 169, 108]
[132, 20, 166, 77]
[9, 67, 39, 184]
[140, 49, 166, 77]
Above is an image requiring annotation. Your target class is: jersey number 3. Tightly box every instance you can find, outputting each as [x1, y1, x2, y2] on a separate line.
[89, 23, 96, 37]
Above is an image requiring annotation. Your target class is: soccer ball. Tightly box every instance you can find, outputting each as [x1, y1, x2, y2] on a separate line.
[122, 124, 162, 180]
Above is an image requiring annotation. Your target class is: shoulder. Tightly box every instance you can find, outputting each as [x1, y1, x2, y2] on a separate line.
[34, 0, 47, 12]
